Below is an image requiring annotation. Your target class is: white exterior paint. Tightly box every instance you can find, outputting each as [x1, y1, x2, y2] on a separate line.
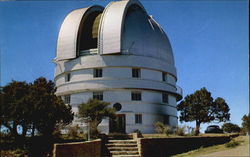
[54, 0, 182, 133]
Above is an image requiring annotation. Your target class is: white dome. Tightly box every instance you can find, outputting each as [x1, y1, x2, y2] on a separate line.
[54, 0, 182, 134]
[56, 0, 174, 65]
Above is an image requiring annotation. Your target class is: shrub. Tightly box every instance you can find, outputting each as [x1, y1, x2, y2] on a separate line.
[225, 140, 240, 148]
[186, 126, 196, 136]
[175, 125, 186, 136]
[222, 123, 241, 133]
[154, 122, 172, 135]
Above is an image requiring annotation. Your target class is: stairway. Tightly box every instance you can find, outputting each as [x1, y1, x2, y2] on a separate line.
[105, 139, 140, 157]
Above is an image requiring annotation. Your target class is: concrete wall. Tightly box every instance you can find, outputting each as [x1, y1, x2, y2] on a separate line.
[139, 136, 232, 157]
[54, 55, 181, 133]
[53, 140, 102, 157]
[64, 89, 177, 133]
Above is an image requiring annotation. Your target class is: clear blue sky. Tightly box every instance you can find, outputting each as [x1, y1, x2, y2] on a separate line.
[0, 0, 248, 132]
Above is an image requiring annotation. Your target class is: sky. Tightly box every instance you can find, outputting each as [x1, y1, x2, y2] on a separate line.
[0, 0, 249, 132]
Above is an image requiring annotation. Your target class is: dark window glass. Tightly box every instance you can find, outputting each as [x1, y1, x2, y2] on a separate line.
[93, 92, 103, 100]
[162, 72, 166, 81]
[93, 68, 102, 78]
[162, 92, 168, 103]
[64, 95, 71, 104]
[132, 68, 141, 78]
[66, 73, 71, 82]
[135, 114, 142, 124]
[131, 91, 141, 101]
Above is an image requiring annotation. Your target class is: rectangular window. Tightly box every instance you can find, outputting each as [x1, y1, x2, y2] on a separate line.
[64, 95, 71, 104]
[163, 115, 169, 125]
[132, 68, 141, 78]
[66, 73, 71, 82]
[162, 72, 166, 82]
[93, 92, 103, 101]
[162, 92, 168, 103]
[135, 114, 142, 124]
[131, 91, 141, 101]
[93, 68, 102, 78]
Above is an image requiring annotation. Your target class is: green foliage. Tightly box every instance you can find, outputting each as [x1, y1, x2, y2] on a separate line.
[29, 77, 74, 137]
[154, 122, 172, 135]
[0, 77, 74, 138]
[78, 98, 115, 137]
[241, 114, 250, 134]
[0, 81, 30, 137]
[177, 87, 230, 135]
[225, 139, 239, 148]
[0, 149, 29, 157]
[222, 123, 241, 133]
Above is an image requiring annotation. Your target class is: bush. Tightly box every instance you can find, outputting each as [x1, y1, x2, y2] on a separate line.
[186, 126, 195, 136]
[175, 125, 186, 136]
[222, 123, 241, 133]
[225, 140, 240, 148]
[63, 125, 86, 140]
[154, 122, 172, 135]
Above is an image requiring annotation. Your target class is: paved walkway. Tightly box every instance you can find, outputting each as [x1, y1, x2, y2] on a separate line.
[201, 143, 249, 157]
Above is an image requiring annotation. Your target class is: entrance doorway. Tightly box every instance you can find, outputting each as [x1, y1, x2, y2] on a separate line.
[109, 114, 126, 133]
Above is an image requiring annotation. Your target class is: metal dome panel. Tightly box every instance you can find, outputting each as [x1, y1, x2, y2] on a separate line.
[98, 0, 145, 55]
[56, 6, 104, 61]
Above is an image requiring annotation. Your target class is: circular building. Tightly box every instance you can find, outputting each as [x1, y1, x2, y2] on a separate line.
[54, 0, 182, 133]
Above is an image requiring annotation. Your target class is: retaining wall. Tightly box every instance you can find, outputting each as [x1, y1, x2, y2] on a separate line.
[53, 140, 102, 157]
[139, 136, 233, 157]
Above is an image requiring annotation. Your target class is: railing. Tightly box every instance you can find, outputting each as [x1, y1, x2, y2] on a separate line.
[79, 49, 98, 56]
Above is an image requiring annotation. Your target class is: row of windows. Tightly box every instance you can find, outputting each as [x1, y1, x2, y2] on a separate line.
[65, 68, 171, 82]
[63, 92, 169, 104]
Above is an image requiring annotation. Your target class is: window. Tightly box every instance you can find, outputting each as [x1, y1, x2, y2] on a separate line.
[131, 91, 141, 101]
[162, 72, 166, 82]
[93, 92, 103, 100]
[66, 73, 71, 82]
[93, 68, 102, 78]
[135, 114, 142, 124]
[132, 68, 141, 78]
[163, 115, 169, 125]
[162, 92, 168, 103]
[64, 95, 71, 104]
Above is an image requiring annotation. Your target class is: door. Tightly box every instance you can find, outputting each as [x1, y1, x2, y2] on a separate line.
[109, 114, 126, 133]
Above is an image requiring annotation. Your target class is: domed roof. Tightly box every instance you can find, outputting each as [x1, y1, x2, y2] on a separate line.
[56, 0, 174, 65]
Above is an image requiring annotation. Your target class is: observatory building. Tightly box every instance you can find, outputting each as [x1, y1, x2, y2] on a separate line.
[54, 0, 182, 133]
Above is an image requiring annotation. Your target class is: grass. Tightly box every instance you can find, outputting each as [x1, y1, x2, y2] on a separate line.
[142, 133, 238, 138]
[171, 136, 248, 157]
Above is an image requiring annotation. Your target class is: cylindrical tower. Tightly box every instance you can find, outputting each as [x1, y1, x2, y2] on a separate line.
[54, 0, 182, 133]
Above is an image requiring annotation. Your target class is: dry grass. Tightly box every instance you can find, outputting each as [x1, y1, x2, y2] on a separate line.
[171, 136, 248, 157]
[142, 133, 238, 138]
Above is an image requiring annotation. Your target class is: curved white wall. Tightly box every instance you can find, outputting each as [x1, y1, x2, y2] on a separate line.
[55, 54, 180, 133]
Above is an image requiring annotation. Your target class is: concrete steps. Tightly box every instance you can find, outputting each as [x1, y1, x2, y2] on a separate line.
[105, 139, 140, 157]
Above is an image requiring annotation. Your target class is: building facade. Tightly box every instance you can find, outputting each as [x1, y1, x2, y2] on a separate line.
[54, 0, 182, 134]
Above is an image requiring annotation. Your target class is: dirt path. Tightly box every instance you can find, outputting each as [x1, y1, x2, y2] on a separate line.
[201, 143, 249, 157]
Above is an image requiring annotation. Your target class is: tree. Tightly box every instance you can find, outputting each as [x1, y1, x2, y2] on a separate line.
[0, 77, 74, 138]
[222, 123, 241, 133]
[28, 77, 74, 137]
[242, 114, 250, 134]
[78, 99, 115, 137]
[177, 87, 230, 135]
[0, 81, 31, 137]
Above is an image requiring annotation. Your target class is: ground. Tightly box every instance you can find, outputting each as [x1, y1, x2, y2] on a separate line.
[172, 136, 249, 157]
